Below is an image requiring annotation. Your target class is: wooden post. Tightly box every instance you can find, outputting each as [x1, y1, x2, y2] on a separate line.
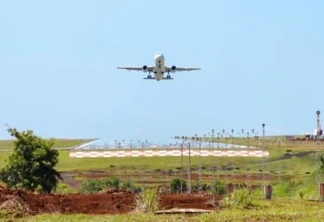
[319, 183, 324, 201]
[264, 184, 272, 199]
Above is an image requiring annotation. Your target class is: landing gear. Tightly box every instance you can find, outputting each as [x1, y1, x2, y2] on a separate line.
[166, 71, 171, 79]
[147, 72, 152, 79]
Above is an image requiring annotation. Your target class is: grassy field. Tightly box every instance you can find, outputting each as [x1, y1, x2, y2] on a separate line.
[6, 198, 324, 221]
[2, 138, 324, 221]
[0, 139, 94, 151]
[1, 139, 322, 178]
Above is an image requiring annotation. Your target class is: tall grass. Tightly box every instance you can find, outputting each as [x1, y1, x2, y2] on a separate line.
[135, 188, 159, 213]
[221, 188, 254, 209]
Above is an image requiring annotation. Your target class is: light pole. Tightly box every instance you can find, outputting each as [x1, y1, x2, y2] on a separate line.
[180, 136, 185, 194]
[262, 123, 265, 149]
[188, 140, 191, 195]
[211, 129, 215, 149]
[247, 132, 250, 149]
[231, 129, 234, 148]
[222, 129, 226, 149]
[251, 129, 255, 145]
[198, 136, 202, 193]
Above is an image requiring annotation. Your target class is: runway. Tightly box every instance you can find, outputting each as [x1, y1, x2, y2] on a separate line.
[69, 149, 269, 158]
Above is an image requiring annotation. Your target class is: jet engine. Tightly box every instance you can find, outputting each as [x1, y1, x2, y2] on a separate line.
[142, 65, 148, 71]
[171, 65, 176, 71]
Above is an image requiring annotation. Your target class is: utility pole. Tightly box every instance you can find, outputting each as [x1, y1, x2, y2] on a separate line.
[231, 129, 234, 148]
[198, 136, 202, 193]
[262, 123, 265, 149]
[247, 132, 250, 149]
[316, 110, 322, 138]
[211, 129, 215, 149]
[180, 136, 184, 194]
[188, 140, 191, 195]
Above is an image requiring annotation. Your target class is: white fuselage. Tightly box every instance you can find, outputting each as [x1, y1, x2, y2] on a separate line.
[153, 53, 165, 81]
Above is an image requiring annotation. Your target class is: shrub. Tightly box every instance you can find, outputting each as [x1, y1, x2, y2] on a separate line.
[135, 188, 159, 213]
[170, 178, 187, 193]
[191, 180, 208, 192]
[122, 179, 138, 192]
[0, 127, 61, 194]
[273, 181, 296, 197]
[55, 183, 74, 194]
[110, 177, 120, 189]
[78, 177, 140, 193]
[221, 188, 253, 209]
[210, 180, 226, 195]
[78, 179, 104, 194]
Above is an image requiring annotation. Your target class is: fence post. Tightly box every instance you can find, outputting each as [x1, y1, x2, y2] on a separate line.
[319, 183, 324, 201]
[264, 184, 272, 199]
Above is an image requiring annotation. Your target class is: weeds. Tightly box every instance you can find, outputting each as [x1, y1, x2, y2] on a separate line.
[210, 180, 226, 195]
[221, 188, 253, 209]
[135, 188, 159, 213]
[78, 177, 138, 193]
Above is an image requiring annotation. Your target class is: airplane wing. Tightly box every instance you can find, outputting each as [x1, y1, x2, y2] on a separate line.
[165, 66, 201, 72]
[117, 66, 154, 72]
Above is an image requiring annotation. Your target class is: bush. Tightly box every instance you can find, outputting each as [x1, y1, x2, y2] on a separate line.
[110, 177, 120, 189]
[122, 179, 138, 192]
[210, 180, 226, 195]
[170, 178, 187, 193]
[273, 181, 296, 197]
[78, 179, 104, 194]
[135, 188, 159, 213]
[191, 180, 208, 192]
[221, 188, 253, 209]
[78, 177, 139, 193]
[0, 127, 61, 194]
[55, 183, 74, 194]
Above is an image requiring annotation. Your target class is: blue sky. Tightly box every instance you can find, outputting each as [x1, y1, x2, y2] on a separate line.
[0, 1, 323, 142]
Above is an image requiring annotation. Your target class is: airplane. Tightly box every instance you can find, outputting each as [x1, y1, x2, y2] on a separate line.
[117, 53, 201, 81]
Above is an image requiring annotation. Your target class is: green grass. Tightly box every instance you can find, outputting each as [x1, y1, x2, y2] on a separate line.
[2, 138, 324, 221]
[56, 150, 281, 172]
[0, 141, 320, 183]
[0, 139, 93, 151]
[0, 152, 12, 168]
[0, 140, 15, 150]
[5, 198, 324, 221]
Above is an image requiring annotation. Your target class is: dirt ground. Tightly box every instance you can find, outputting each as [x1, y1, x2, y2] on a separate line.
[0, 171, 269, 216]
[0, 188, 220, 215]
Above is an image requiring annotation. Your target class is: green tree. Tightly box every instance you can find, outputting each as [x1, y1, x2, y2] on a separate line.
[0, 127, 62, 193]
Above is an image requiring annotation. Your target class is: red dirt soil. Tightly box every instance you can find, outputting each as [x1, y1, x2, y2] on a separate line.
[0, 189, 220, 215]
[0, 189, 135, 215]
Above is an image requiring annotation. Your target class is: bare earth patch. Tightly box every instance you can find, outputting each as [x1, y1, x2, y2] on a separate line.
[0, 189, 220, 215]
